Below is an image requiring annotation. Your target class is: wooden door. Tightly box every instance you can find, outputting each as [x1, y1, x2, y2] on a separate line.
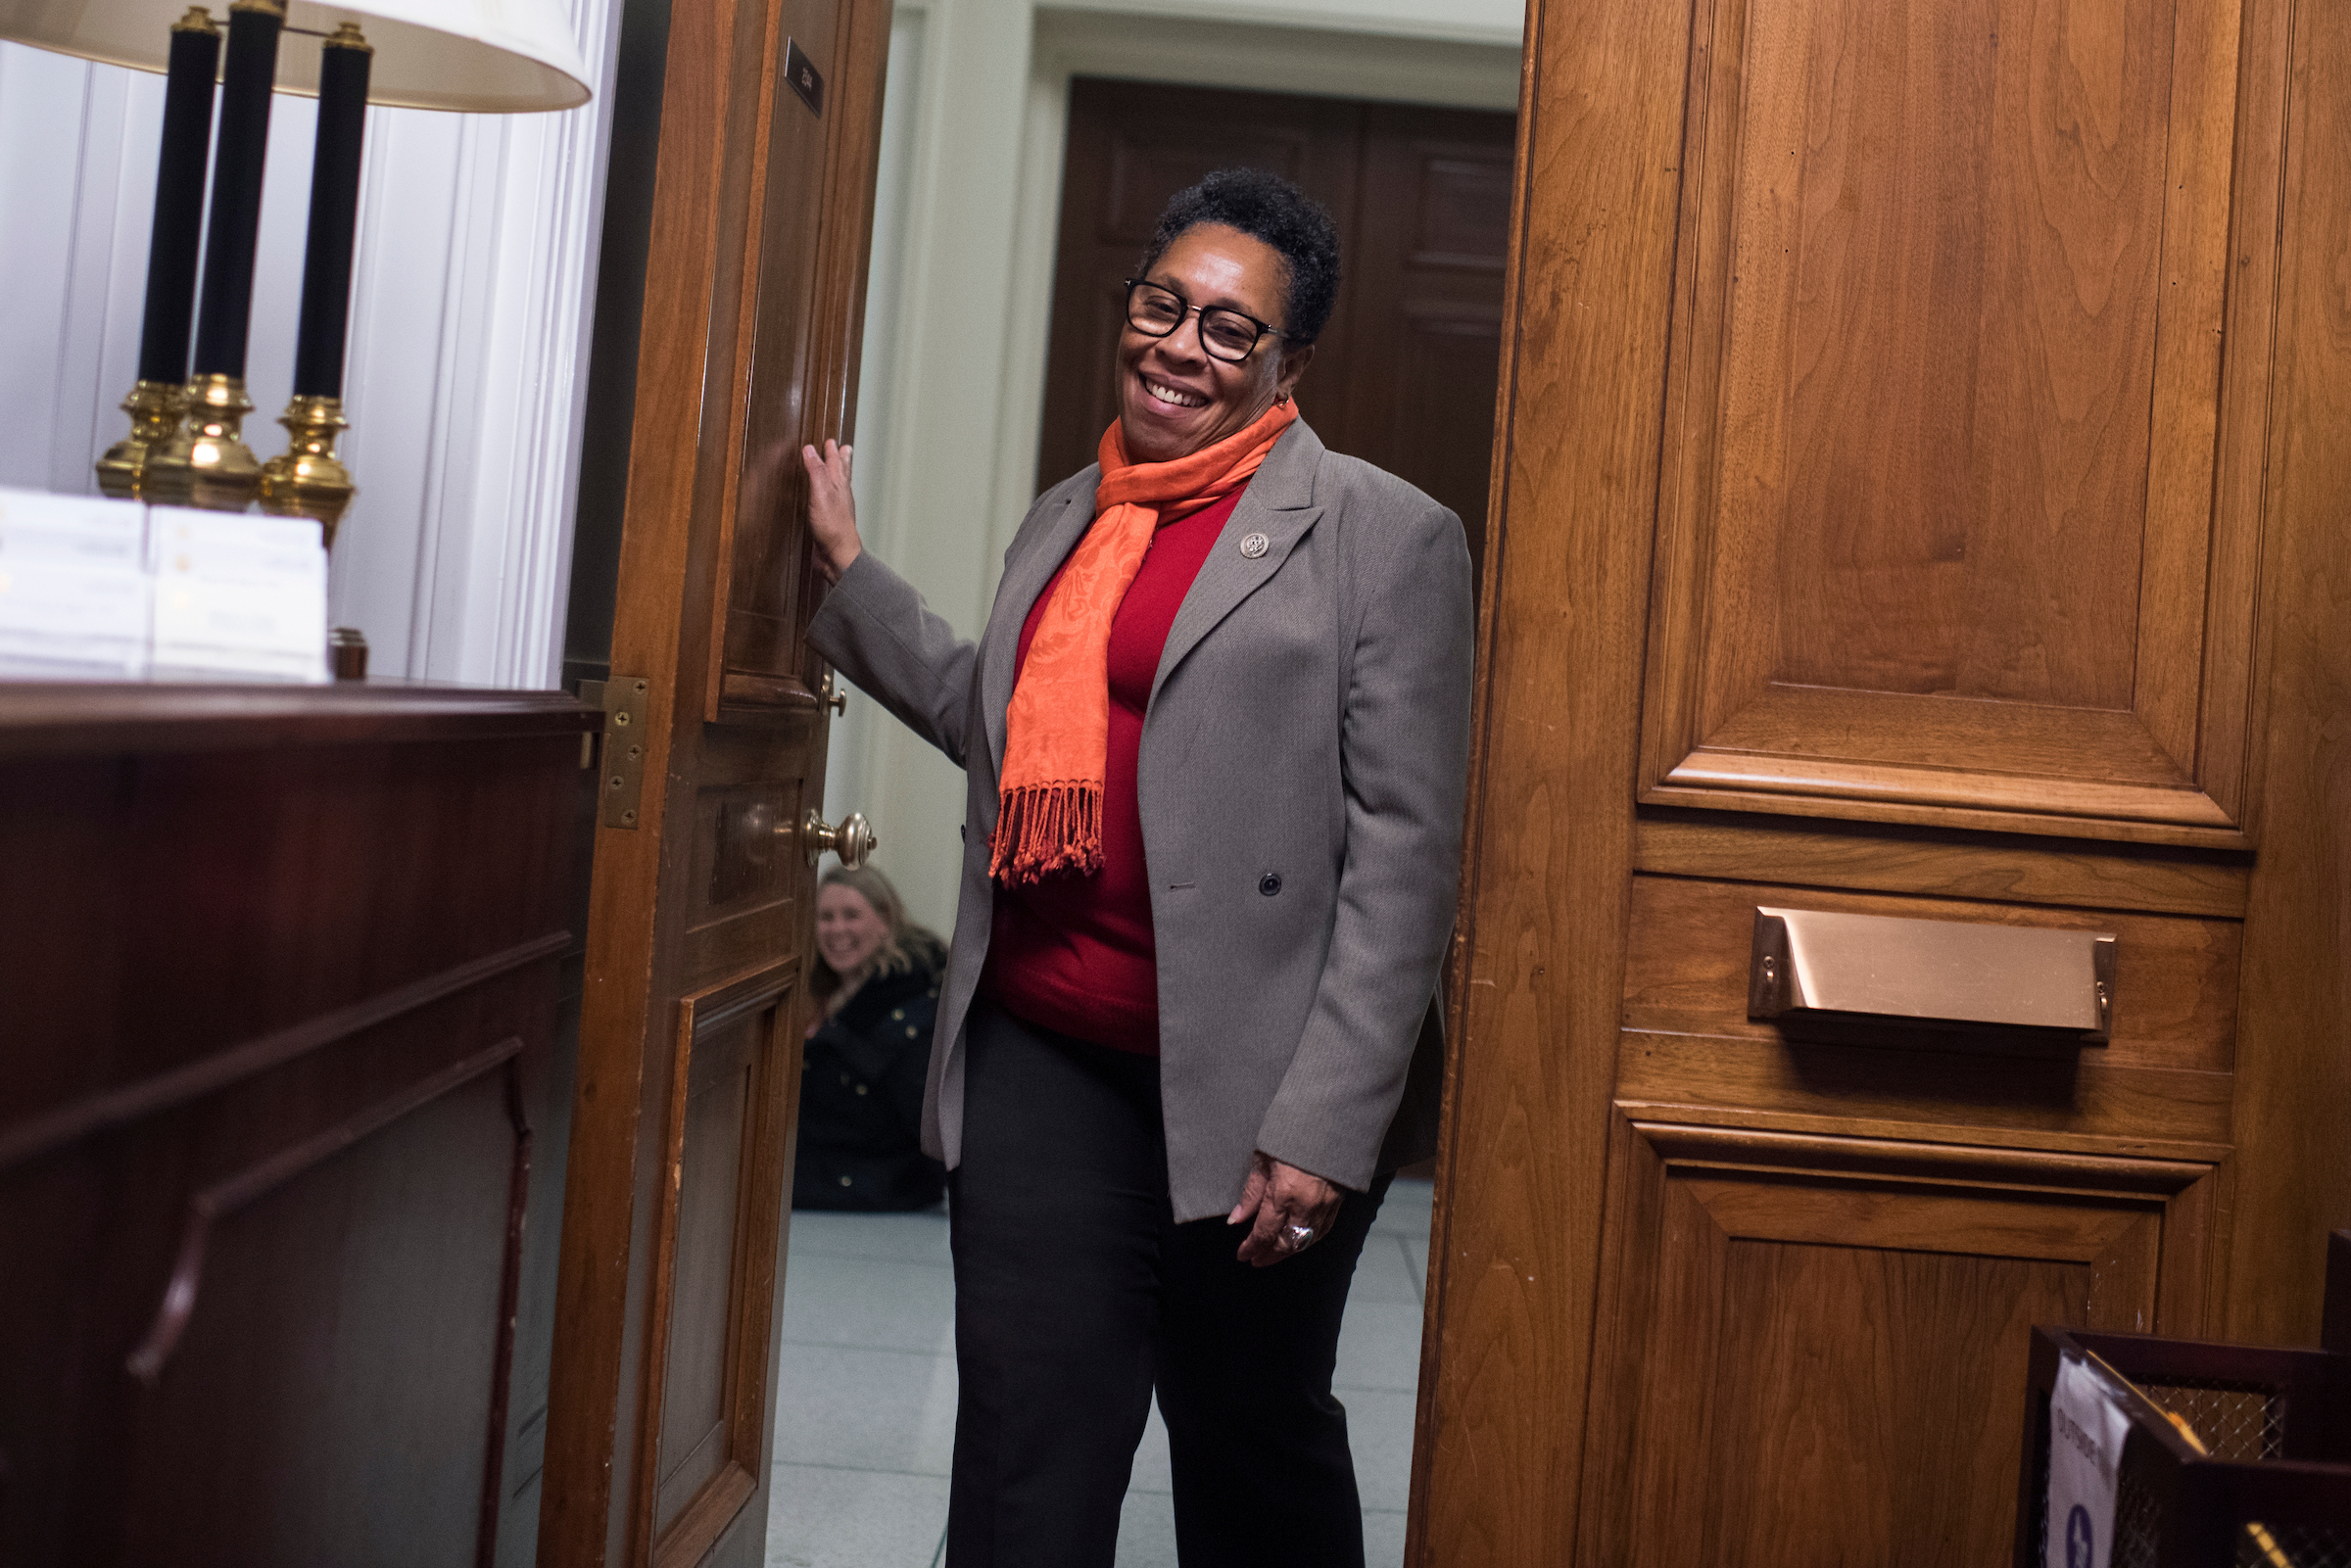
[1037, 77, 1513, 591]
[1415, 0, 2351, 1560]
[533, 0, 890, 1563]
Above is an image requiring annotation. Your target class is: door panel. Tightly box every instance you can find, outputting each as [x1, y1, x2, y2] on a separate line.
[717, 0, 886, 712]
[120, 1055, 528, 1567]
[1345, 121, 1512, 594]
[537, 0, 890, 1562]
[681, 735, 821, 993]
[653, 1015, 756, 1526]
[644, 972, 798, 1564]
[1413, 0, 2350, 1558]
[1579, 1117, 2219, 1567]
[1619, 874, 2239, 1146]
[1702, 1246, 2076, 1565]
[1638, 0, 2274, 844]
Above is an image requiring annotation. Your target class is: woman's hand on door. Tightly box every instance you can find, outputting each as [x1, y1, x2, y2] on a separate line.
[801, 439, 863, 582]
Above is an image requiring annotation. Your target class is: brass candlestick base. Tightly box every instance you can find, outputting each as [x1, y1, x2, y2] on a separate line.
[95, 379, 187, 499]
[144, 373, 263, 510]
[259, 395, 356, 545]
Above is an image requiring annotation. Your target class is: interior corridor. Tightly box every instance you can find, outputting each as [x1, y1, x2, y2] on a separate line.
[763, 1178, 1437, 1566]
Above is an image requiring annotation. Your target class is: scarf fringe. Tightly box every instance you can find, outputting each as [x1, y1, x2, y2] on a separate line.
[988, 779, 1103, 885]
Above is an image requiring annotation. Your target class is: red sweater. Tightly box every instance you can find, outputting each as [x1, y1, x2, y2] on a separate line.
[979, 487, 1246, 1054]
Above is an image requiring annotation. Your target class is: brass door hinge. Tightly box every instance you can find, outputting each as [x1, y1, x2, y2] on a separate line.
[584, 675, 651, 830]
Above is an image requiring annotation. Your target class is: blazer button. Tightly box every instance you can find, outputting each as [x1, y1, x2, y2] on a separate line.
[1259, 872, 1282, 897]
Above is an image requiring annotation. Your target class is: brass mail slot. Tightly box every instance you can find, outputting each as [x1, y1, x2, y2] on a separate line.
[1748, 906, 2116, 1042]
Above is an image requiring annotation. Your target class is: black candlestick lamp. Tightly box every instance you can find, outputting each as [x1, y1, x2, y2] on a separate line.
[257, 21, 368, 538]
[0, 0, 594, 529]
[142, 0, 287, 510]
[94, 8, 218, 500]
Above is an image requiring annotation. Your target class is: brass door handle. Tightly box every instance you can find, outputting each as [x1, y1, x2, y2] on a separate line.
[795, 808, 876, 868]
[820, 670, 848, 716]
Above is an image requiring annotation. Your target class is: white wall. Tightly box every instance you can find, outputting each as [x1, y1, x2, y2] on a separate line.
[0, 0, 621, 689]
[0, 0, 1516, 923]
[826, 0, 1523, 933]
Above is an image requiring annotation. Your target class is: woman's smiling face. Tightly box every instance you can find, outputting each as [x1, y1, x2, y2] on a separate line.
[816, 881, 888, 975]
[1117, 222, 1314, 464]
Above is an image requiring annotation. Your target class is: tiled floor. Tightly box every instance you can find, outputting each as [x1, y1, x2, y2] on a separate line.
[764, 1177, 1433, 1567]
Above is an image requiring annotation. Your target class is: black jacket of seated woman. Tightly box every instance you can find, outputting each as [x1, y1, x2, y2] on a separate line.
[794, 864, 950, 1212]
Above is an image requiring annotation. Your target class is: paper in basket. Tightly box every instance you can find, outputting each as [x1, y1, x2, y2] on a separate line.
[2046, 1351, 2133, 1568]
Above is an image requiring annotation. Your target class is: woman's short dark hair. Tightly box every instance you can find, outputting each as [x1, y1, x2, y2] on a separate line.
[1140, 167, 1341, 344]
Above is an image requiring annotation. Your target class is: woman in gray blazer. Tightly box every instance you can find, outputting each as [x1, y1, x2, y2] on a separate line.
[799, 167, 1472, 1568]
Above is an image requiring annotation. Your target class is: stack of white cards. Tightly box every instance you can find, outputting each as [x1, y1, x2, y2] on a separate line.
[148, 505, 330, 682]
[0, 487, 330, 684]
[0, 490, 150, 679]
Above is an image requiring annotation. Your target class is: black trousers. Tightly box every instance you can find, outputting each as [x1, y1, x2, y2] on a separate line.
[945, 1001, 1391, 1568]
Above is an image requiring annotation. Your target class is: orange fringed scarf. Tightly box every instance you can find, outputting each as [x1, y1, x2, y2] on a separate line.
[990, 399, 1300, 886]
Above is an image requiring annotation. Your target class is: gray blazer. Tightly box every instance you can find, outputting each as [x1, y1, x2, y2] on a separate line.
[806, 419, 1473, 1221]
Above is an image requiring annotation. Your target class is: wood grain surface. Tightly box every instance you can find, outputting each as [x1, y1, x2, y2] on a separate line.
[1635, 0, 2279, 843]
[1611, 1099, 2233, 1166]
[0, 682, 594, 755]
[1634, 812, 2251, 917]
[1727, 0, 2171, 713]
[1622, 875, 2240, 1069]
[536, 1, 769, 1553]
[2222, 0, 2351, 1346]
[536, 0, 888, 1561]
[1574, 1114, 2215, 1568]
[714, 0, 890, 712]
[1407, 0, 1692, 1558]
[1415, 0, 2340, 1556]
[0, 691, 593, 1567]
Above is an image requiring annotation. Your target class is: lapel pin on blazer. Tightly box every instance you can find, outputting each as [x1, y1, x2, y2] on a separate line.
[1238, 532, 1271, 559]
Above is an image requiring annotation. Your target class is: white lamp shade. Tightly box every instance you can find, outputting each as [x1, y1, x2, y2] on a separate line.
[0, 0, 593, 112]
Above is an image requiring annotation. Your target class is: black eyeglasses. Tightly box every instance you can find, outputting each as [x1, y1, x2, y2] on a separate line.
[1123, 279, 1292, 363]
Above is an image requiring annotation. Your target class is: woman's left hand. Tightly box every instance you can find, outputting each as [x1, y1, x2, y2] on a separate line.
[1228, 1152, 1342, 1267]
[800, 438, 863, 581]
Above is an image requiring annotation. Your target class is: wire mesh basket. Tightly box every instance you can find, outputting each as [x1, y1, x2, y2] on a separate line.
[2017, 1234, 2351, 1568]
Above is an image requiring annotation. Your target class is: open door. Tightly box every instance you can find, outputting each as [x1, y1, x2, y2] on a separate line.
[536, 0, 891, 1562]
[1415, 0, 2351, 1560]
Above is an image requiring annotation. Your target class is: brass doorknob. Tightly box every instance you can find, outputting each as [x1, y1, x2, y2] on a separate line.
[820, 670, 848, 716]
[797, 808, 876, 868]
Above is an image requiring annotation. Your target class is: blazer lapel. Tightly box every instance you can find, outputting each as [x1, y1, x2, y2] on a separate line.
[1149, 419, 1325, 707]
[980, 473, 1098, 771]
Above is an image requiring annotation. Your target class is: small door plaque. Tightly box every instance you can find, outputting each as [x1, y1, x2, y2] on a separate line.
[785, 37, 824, 116]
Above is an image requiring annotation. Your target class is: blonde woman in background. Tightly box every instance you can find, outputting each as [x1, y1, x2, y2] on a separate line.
[795, 865, 950, 1211]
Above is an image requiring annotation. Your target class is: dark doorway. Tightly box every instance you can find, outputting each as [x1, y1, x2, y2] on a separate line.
[1037, 77, 1515, 592]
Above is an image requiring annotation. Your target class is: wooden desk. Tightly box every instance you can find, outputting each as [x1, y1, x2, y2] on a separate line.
[0, 685, 598, 1566]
